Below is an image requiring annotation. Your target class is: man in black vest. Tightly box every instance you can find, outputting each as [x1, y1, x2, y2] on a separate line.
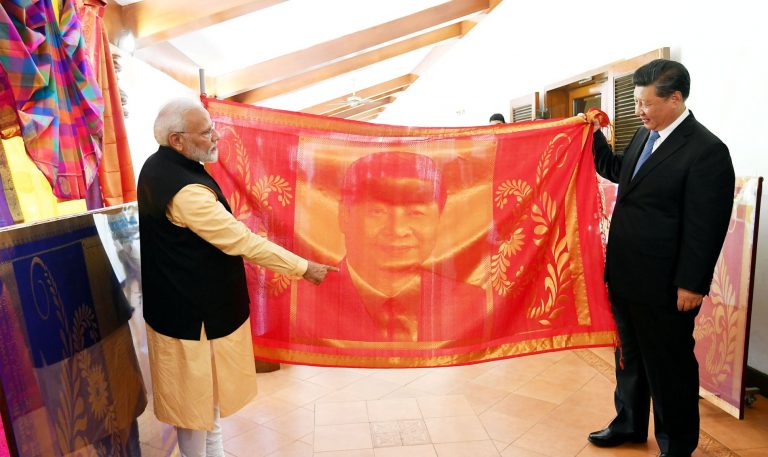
[585, 60, 734, 457]
[138, 98, 337, 457]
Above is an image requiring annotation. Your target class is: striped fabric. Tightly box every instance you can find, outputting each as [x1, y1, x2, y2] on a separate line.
[0, 0, 104, 200]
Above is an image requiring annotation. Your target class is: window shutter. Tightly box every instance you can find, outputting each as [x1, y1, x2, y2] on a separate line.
[613, 74, 643, 154]
[509, 93, 539, 123]
[512, 104, 533, 122]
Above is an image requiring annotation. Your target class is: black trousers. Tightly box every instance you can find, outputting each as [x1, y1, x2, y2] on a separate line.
[609, 296, 701, 456]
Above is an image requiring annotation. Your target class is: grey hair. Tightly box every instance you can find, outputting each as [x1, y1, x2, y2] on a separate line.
[153, 98, 204, 146]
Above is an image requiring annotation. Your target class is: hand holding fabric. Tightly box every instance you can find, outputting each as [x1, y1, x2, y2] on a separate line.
[303, 261, 340, 285]
[677, 287, 703, 311]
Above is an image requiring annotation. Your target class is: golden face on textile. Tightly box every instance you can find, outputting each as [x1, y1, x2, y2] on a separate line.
[204, 97, 616, 367]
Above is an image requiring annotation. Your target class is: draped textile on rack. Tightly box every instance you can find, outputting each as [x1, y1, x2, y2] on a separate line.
[204, 97, 616, 368]
[75, 0, 136, 206]
[0, 0, 103, 201]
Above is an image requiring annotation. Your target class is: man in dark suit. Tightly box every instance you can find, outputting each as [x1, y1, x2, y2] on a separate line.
[295, 151, 487, 343]
[586, 59, 735, 457]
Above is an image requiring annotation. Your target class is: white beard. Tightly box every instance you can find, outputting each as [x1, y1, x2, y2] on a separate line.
[186, 143, 218, 163]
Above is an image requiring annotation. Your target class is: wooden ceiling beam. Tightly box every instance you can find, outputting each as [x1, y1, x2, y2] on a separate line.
[117, 0, 287, 49]
[321, 88, 406, 117]
[350, 107, 387, 122]
[132, 42, 202, 92]
[303, 74, 417, 115]
[215, 0, 489, 97]
[333, 97, 395, 119]
[230, 23, 464, 105]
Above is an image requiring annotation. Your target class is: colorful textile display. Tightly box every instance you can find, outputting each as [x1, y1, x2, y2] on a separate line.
[204, 97, 616, 368]
[76, 0, 136, 206]
[0, 210, 146, 455]
[599, 176, 761, 419]
[0, 0, 104, 200]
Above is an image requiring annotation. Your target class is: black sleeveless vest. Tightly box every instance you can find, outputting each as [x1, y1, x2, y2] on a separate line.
[137, 146, 250, 340]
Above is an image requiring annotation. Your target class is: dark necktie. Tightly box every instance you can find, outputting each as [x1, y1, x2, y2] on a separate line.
[632, 130, 660, 179]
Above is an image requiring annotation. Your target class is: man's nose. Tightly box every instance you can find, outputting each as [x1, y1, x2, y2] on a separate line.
[634, 102, 643, 117]
[387, 208, 413, 236]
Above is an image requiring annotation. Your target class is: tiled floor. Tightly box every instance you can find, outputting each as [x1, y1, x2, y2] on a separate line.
[138, 348, 768, 457]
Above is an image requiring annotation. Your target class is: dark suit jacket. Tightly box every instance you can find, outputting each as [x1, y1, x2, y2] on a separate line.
[294, 261, 487, 342]
[593, 112, 734, 306]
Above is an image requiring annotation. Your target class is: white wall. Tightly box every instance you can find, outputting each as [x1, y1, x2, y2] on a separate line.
[380, 0, 768, 373]
[117, 49, 197, 173]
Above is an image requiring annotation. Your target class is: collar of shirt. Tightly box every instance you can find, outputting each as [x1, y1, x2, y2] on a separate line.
[653, 108, 690, 152]
[345, 260, 421, 340]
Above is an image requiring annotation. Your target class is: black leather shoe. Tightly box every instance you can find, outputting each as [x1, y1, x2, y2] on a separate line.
[587, 428, 646, 447]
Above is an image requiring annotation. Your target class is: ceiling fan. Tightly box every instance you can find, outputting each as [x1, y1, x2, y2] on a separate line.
[330, 87, 377, 108]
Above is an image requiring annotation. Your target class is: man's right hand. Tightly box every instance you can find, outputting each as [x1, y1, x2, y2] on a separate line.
[302, 261, 340, 285]
[577, 112, 602, 131]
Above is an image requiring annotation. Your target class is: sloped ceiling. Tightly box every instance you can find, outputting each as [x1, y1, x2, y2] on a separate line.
[105, 0, 503, 121]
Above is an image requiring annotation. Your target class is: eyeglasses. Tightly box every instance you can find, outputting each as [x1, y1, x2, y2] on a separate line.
[174, 126, 216, 138]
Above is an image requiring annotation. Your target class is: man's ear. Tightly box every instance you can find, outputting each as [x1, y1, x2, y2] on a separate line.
[168, 132, 184, 152]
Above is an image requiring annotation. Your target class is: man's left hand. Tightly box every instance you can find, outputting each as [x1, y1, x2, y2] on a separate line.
[677, 288, 703, 311]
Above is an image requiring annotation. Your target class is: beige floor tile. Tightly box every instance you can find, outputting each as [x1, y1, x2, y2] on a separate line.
[471, 370, 534, 393]
[434, 440, 500, 456]
[368, 398, 422, 421]
[436, 363, 495, 382]
[409, 372, 474, 395]
[534, 353, 598, 389]
[370, 421, 402, 447]
[559, 382, 616, 418]
[575, 444, 656, 456]
[332, 377, 403, 401]
[280, 364, 331, 380]
[478, 410, 536, 445]
[700, 416, 768, 449]
[450, 381, 510, 415]
[314, 423, 373, 452]
[314, 450, 375, 457]
[237, 396, 299, 424]
[264, 407, 316, 440]
[265, 440, 314, 457]
[370, 368, 433, 386]
[513, 378, 579, 405]
[538, 403, 611, 435]
[273, 379, 333, 407]
[400, 419, 432, 445]
[221, 413, 260, 441]
[137, 350, 754, 457]
[425, 415, 489, 443]
[315, 400, 369, 426]
[586, 348, 616, 366]
[486, 393, 558, 423]
[490, 355, 559, 379]
[513, 422, 589, 457]
[418, 395, 475, 418]
[308, 369, 369, 389]
[224, 424, 295, 457]
[374, 444, 437, 457]
[499, 445, 552, 457]
[383, 385, 436, 400]
[258, 372, 311, 396]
